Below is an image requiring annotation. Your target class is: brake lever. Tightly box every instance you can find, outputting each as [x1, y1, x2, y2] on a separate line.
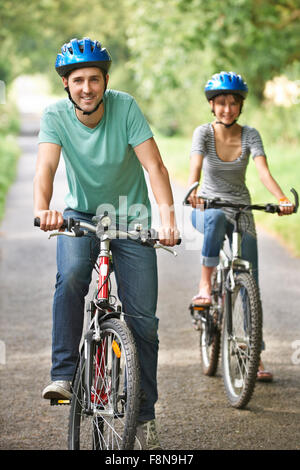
[153, 244, 178, 257]
[48, 227, 87, 239]
[183, 182, 200, 205]
[290, 188, 299, 213]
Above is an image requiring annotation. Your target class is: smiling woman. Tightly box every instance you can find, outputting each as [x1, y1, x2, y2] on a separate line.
[186, 70, 295, 381]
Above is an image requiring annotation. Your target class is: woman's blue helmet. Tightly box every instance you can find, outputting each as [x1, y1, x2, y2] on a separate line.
[205, 71, 248, 101]
[55, 38, 112, 77]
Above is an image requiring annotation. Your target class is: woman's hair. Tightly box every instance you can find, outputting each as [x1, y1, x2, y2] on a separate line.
[212, 93, 244, 104]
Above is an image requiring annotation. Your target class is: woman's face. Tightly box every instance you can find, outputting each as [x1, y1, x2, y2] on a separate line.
[210, 94, 242, 125]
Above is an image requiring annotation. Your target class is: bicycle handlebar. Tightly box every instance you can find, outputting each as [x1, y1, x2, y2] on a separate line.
[34, 217, 181, 247]
[182, 183, 299, 214]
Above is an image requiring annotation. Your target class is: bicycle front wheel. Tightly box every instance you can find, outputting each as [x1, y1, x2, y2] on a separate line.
[68, 318, 140, 450]
[200, 271, 221, 376]
[222, 272, 262, 408]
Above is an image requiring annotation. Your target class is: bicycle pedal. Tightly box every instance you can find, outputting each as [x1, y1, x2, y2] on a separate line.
[50, 398, 71, 406]
[193, 305, 208, 311]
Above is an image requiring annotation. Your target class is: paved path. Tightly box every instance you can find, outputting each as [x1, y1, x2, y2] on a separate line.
[0, 114, 300, 450]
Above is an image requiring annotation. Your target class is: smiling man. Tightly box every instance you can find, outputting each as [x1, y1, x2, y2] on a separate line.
[34, 37, 179, 449]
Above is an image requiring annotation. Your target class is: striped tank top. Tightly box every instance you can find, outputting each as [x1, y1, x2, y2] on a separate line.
[190, 123, 266, 237]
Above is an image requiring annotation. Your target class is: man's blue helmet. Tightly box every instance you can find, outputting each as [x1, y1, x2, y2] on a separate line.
[205, 71, 248, 101]
[55, 38, 112, 77]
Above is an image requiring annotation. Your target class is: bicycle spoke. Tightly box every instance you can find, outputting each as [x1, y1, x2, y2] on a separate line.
[68, 319, 140, 450]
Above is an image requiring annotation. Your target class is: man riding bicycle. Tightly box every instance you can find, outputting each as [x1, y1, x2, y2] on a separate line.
[33, 37, 179, 449]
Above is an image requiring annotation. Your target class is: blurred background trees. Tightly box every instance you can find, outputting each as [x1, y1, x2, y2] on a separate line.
[1, 0, 299, 250]
[1, 0, 299, 135]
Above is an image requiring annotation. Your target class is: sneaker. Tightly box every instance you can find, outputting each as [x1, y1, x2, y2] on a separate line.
[42, 380, 72, 400]
[135, 419, 162, 450]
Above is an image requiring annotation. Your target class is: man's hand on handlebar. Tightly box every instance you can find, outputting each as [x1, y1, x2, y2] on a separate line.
[34, 210, 64, 232]
[158, 225, 181, 247]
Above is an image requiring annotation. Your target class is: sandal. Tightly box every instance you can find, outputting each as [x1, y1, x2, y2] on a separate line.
[191, 291, 212, 306]
[257, 361, 273, 382]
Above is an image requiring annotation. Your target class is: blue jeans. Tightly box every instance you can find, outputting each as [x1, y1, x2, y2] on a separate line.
[51, 209, 158, 421]
[191, 208, 259, 285]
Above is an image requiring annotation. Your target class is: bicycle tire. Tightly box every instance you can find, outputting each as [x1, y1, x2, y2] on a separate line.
[200, 271, 221, 376]
[68, 318, 140, 450]
[222, 272, 262, 409]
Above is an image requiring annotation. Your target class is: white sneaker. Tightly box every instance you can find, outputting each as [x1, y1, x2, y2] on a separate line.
[135, 419, 162, 450]
[42, 380, 72, 400]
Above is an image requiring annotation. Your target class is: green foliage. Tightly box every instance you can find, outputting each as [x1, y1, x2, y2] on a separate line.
[0, 136, 20, 221]
[0, 0, 130, 90]
[0, 0, 299, 252]
[125, 0, 300, 134]
[0, 101, 20, 221]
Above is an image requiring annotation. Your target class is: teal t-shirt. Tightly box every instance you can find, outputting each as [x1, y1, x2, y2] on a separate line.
[38, 89, 153, 228]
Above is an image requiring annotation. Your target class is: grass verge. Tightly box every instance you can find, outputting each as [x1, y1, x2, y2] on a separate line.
[155, 131, 300, 257]
[0, 135, 20, 222]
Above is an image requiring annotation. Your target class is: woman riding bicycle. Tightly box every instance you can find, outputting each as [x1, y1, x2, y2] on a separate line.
[187, 71, 294, 381]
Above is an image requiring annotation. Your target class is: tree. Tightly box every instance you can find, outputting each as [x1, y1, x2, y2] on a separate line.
[126, 0, 300, 98]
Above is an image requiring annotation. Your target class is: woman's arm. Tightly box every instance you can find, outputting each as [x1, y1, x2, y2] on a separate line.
[254, 156, 294, 215]
[187, 153, 203, 208]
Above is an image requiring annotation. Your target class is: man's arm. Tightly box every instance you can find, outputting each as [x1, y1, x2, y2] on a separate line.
[134, 137, 179, 246]
[33, 142, 64, 231]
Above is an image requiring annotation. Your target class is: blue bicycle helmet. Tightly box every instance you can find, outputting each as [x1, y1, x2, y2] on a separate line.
[205, 71, 248, 101]
[55, 37, 112, 77]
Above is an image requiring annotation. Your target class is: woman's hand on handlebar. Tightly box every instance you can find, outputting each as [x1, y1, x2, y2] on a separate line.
[34, 209, 64, 232]
[278, 198, 295, 216]
[187, 189, 205, 210]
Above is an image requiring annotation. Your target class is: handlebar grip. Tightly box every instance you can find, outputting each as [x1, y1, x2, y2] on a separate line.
[183, 182, 200, 205]
[33, 217, 69, 230]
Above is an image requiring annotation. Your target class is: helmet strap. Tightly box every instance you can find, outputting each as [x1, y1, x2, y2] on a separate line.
[215, 119, 237, 128]
[64, 85, 105, 116]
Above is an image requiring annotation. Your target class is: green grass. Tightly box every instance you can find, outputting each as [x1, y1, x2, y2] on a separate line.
[0, 100, 21, 222]
[0, 135, 20, 222]
[155, 131, 300, 257]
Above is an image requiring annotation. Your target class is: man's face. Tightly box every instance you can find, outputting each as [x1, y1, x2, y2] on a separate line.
[62, 67, 108, 113]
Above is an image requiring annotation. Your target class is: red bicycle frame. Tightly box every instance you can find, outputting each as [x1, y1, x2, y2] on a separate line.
[97, 238, 110, 301]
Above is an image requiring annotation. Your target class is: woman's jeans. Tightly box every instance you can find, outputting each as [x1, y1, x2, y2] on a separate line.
[191, 208, 258, 285]
[51, 209, 158, 422]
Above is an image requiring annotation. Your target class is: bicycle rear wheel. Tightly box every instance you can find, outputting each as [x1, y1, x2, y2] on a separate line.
[222, 272, 262, 408]
[68, 318, 140, 450]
